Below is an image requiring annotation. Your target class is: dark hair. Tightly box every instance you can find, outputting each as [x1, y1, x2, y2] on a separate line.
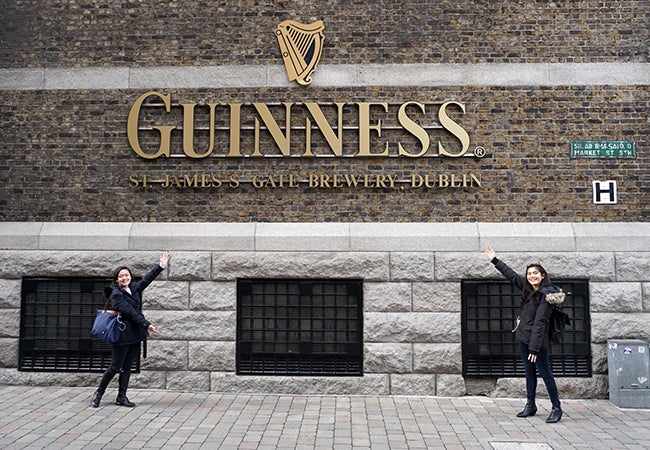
[520, 263, 552, 303]
[112, 266, 132, 283]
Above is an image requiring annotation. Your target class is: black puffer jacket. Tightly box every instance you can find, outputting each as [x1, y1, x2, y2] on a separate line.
[110, 264, 164, 346]
[491, 258, 563, 353]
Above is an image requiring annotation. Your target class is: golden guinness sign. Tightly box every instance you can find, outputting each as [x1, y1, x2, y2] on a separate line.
[275, 20, 324, 86]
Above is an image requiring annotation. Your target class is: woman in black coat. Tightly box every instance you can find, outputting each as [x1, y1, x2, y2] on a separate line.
[485, 245, 563, 423]
[91, 251, 169, 408]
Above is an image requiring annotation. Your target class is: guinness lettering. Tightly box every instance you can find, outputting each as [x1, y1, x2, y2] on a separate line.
[127, 91, 473, 159]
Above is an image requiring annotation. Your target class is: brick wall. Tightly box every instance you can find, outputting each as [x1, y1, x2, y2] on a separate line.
[1, 1, 648, 67]
[1, 1, 648, 223]
[1, 86, 647, 222]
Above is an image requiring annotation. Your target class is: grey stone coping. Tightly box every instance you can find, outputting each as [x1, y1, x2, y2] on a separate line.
[350, 222, 478, 251]
[573, 222, 650, 252]
[478, 222, 576, 252]
[39, 222, 132, 250]
[130, 223, 256, 251]
[0, 221, 647, 252]
[1, 63, 648, 90]
[256, 223, 350, 251]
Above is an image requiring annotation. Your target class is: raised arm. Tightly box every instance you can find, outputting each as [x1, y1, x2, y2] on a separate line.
[485, 245, 525, 289]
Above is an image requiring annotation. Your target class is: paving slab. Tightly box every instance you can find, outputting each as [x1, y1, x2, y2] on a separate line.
[0, 386, 649, 449]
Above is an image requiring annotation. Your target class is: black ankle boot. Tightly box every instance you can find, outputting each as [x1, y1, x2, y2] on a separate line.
[116, 395, 135, 407]
[91, 390, 103, 408]
[516, 401, 537, 417]
[546, 406, 562, 423]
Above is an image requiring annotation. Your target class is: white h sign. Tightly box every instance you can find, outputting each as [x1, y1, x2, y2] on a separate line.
[593, 180, 617, 204]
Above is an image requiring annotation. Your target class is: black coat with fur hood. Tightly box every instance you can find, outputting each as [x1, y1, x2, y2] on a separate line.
[491, 258, 563, 353]
[109, 264, 164, 346]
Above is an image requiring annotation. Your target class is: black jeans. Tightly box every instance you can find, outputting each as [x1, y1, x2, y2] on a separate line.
[97, 342, 140, 396]
[518, 341, 560, 407]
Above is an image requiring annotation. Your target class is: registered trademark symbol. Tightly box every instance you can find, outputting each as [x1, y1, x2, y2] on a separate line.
[474, 146, 486, 158]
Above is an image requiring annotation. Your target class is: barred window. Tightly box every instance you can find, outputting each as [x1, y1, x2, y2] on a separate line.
[237, 279, 363, 376]
[462, 279, 591, 377]
[19, 277, 139, 372]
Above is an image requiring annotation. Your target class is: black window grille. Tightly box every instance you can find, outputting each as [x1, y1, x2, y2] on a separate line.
[19, 277, 139, 372]
[462, 279, 591, 377]
[237, 279, 363, 376]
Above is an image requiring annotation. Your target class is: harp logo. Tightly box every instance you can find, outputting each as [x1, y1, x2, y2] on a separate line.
[275, 20, 324, 86]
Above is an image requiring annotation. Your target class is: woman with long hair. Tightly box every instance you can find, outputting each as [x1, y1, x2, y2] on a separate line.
[485, 245, 563, 423]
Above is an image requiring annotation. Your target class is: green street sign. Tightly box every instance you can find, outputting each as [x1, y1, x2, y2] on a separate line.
[570, 140, 636, 159]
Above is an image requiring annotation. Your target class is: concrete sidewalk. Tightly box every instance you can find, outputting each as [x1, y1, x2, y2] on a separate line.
[0, 386, 649, 449]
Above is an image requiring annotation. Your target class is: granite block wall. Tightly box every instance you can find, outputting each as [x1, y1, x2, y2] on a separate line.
[0, 222, 648, 398]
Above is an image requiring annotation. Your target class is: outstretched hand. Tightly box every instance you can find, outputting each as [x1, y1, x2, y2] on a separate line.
[159, 251, 170, 268]
[485, 245, 496, 260]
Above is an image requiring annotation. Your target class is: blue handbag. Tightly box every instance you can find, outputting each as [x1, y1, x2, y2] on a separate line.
[91, 306, 125, 344]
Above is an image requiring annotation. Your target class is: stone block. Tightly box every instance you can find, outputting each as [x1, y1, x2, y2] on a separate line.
[0, 370, 97, 388]
[616, 253, 650, 282]
[364, 312, 460, 343]
[0, 280, 21, 308]
[142, 341, 188, 370]
[130, 371, 167, 389]
[190, 281, 236, 311]
[437, 252, 616, 281]
[592, 343, 608, 375]
[465, 378, 497, 396]
[45, 68, 129, 90]
[130, 66, 266, 89]
[145, 311, 236, 341]
[0, 251, 116, 278]
[575, 223, 650, 252]
[0, 338, 18, 367]
[590, 313, 650, 343]
[413, 343, 462, 373]
[413, 282, 461, 312]
[478, 222, 575, 252]
[144, 281, 189, 310]
[168, 252, 212, 281]
[350, 222, 478, 251]
[590, 282, 643, 312]
[212, 251, 389, 281]
[644, 283, 650, 311]
[0, 310, 20, 338]
[358, 63, 471, 87]
[255, 223, 350, 251]
[364, 343, 412, 373]
[549, 62, 650, 86]
[390, 374, 436, 396]
[363, 282, 411, 312]
[210, 372, 389, 395]
[311, 64, 358, 87]
[166, 371, 211, 391]
[189, 341, 236, 371]
[130, 222, 255, 251]
[436, 252, 500, 281]
[436, 374, 466, 396]
[39, 222, 132, 250]
[493, 375, 608, 399]
[390, 252, 434, 281]
[0, 222, 41, 249]
[0, 68, 44, 90]
[468, 63, 549, 86]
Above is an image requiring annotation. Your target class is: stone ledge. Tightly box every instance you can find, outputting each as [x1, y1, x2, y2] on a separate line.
[2, 63, 648, 90]
[1, 222, 647, 253]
